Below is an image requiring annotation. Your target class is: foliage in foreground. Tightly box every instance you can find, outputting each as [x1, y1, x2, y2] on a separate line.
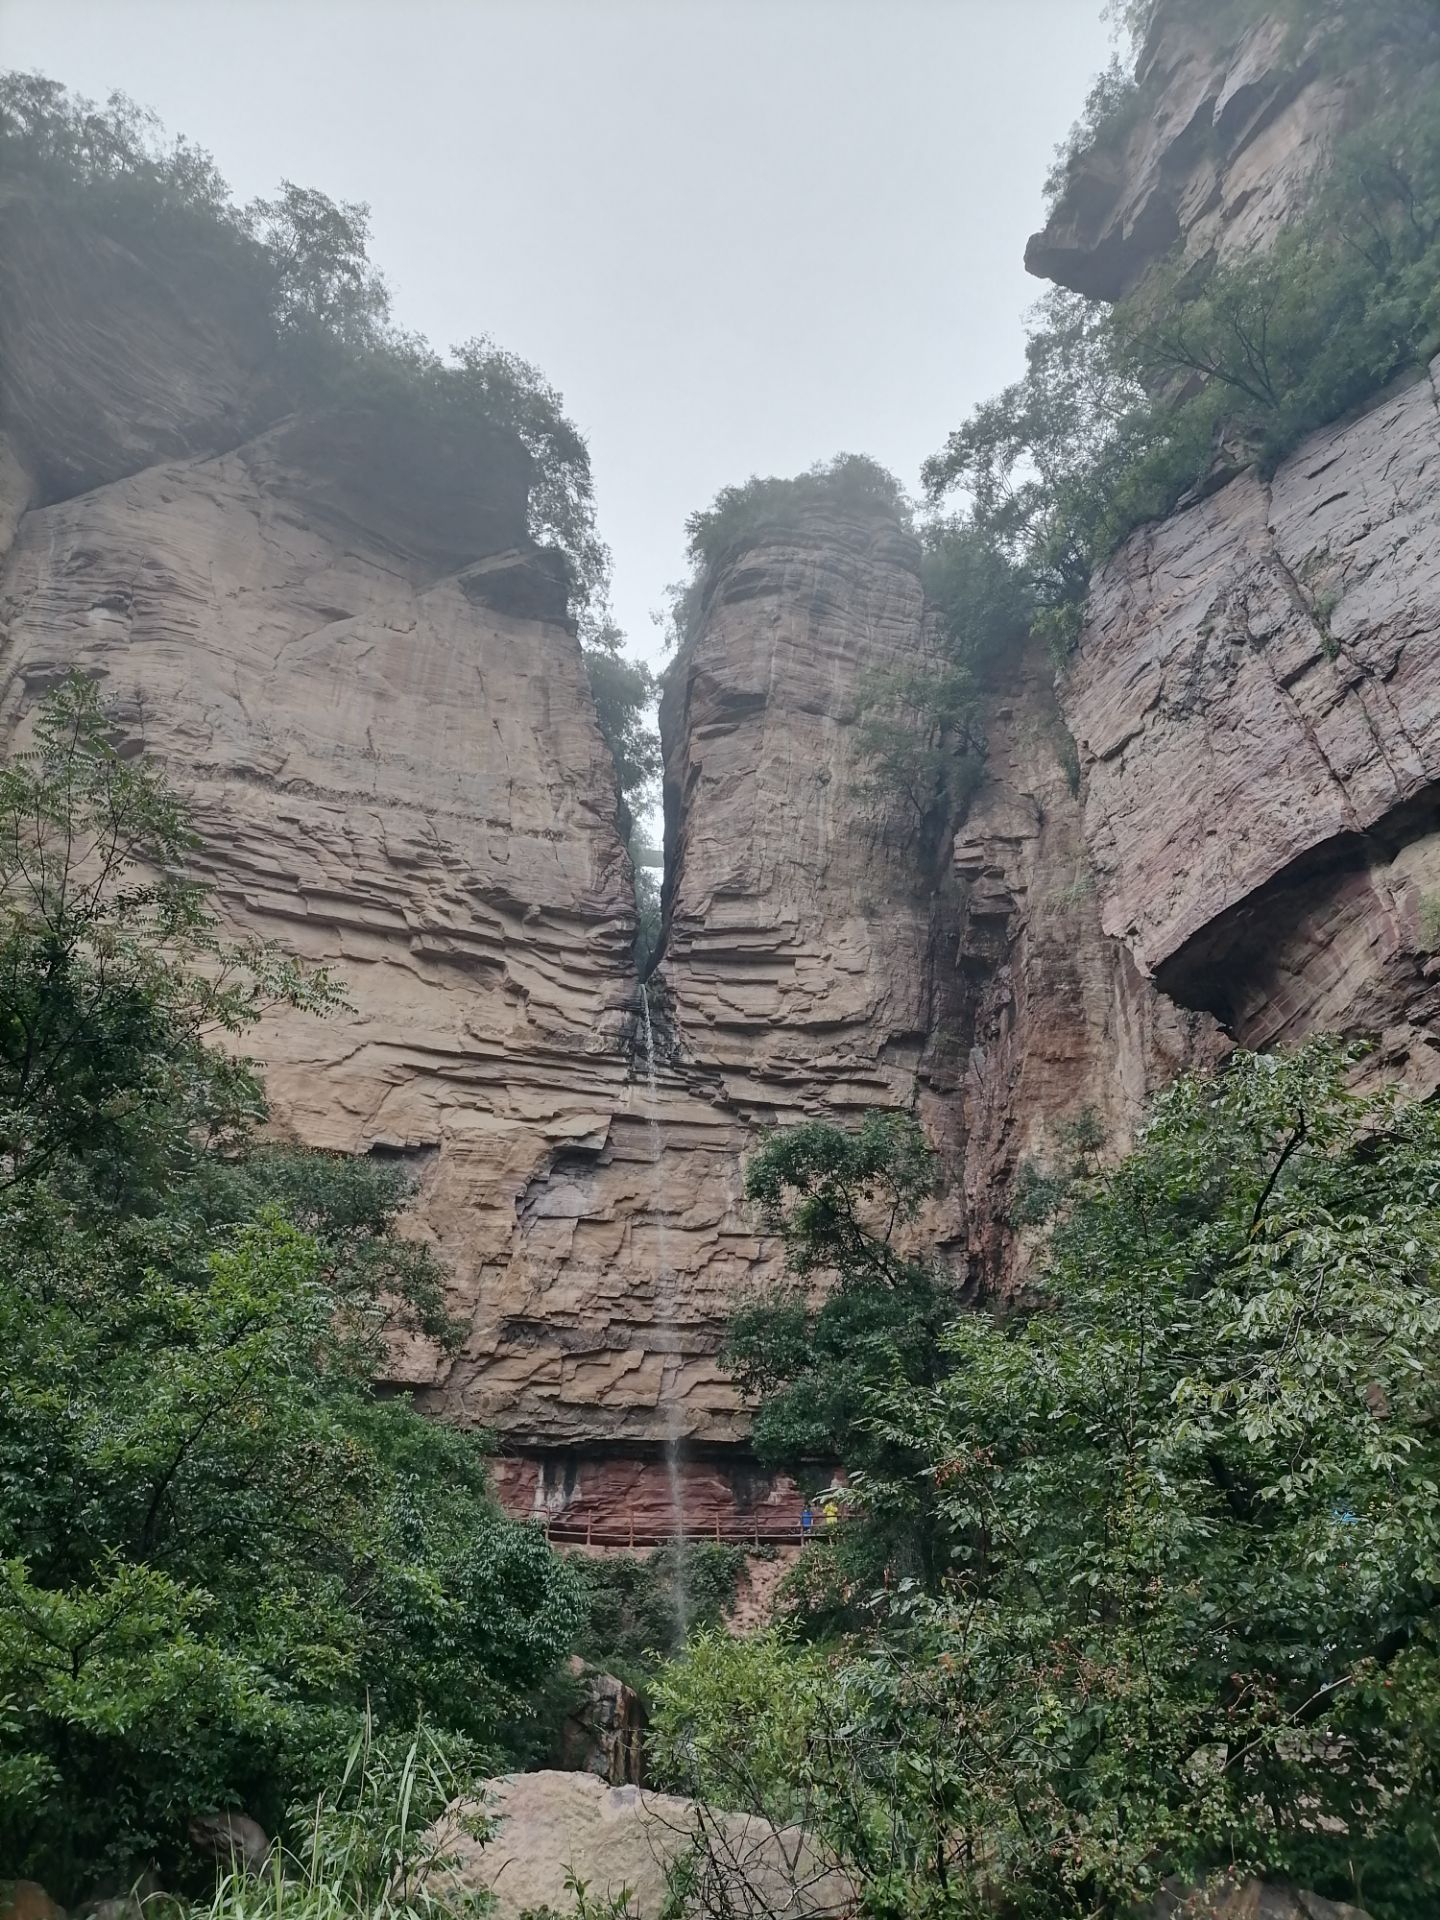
[0, 683, 580, 1898]
[694, 1046, 1440, 1917]
[191, 1719, 491, 1920]
[724, 1113, 957, 1602]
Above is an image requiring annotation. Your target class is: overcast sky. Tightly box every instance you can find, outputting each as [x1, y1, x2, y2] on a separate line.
[0, 0, 1113, 672]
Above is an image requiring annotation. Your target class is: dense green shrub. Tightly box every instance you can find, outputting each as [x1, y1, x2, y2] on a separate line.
[674, 1045, 1440, 1917]
[926, 86, 1440, 666]
[0, 683, 580, 1898]
[571, 1544, 752, 1693]
[724, 1114, 958, 1598]
[851, 520, 1032, 858]
[185, 1717, 490, 1920]
[583, 625, 660, 838]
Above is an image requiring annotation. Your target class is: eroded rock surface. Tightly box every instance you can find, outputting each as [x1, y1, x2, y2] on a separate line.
[0, 389, 639, 1426]
[442, 510, 959, 1463]
[951, 651, 1222, 1288]
[1026, 4, 1438, 301]
[1064, 357, 1440, 1087]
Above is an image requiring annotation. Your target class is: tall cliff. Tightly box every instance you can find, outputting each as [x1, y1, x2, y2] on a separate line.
[0, 173, 963, 1535]
[1026, 0, 1440, 1103]
[5, 1, 1438, 1537]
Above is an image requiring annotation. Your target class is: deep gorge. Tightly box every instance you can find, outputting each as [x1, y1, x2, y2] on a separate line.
[3, 3, 1440, 1908]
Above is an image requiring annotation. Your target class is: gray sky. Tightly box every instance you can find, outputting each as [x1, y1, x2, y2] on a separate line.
[0, 0, 1113, 674]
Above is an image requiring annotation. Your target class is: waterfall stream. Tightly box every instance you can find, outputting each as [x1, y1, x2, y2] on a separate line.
[638, 988, 689, 1641]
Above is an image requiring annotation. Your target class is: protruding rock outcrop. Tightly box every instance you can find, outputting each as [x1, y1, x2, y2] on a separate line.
[0, 414, 640, 1409]
[1026, 5, 1393, 301]
[1063, 355, 1440, 1089]
[1024, 3, 1440, 1104]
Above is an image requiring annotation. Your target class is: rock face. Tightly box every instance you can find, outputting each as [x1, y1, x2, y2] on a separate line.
[0, 421, 640, 1425]
[1064, 359, 1440, 1090]
[0, 171, 959, 1525]
[9, 0, 1440, 1535]
[481, 510, 961, 1516]
[1027, 1, 1440, 1108]
[0, 181, 278, 505]
[1027, 3, 1439, 301]
[443, 1771, 852, 1920]
[558, 1660, 647, 1788]
[949, 653, 1222, 1285]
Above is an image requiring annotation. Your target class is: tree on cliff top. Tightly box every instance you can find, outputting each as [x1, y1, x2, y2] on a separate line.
[0, 72, 611, 629]
[682, 453, 911, 586]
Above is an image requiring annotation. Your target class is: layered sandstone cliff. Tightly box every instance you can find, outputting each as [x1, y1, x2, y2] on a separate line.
[0, 177, 645, 1462]
[8, 0, 1439, 1537]
[0, 174, 961, 1532]
[1026, 2, 1440, 1101]
[1027, 2, 1437, 301]
[1065, 358, 1440, 1086]
[492, 511, 961, 1527]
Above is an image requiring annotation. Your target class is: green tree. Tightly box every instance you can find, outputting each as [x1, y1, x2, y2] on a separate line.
[664, 1047, 1440, 1917]
[582, 623, 660, 835]
[0, 677, 341, 1194]
[683, 454, 910, 582]
[247, 179, 391, 350]
[1, 73, 614, 630]
[726, 1113, 958, 1598]
[0, 683, 581, 1897]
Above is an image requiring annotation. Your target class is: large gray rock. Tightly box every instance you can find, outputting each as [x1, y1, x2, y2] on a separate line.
[443, 1771, 851, 1920]
[187, 1811, 272, 1872]
[559, 1659, 647, 1787]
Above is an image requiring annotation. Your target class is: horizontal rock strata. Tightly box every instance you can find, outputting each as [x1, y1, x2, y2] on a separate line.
[443, 510, 959, 1460]
[1064, 356, 1440, 1086]
[0, 393, 640, 1426]
[1026, 4, 1435, 301]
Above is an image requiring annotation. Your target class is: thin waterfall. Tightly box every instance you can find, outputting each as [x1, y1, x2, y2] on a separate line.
[638, 988, 689, 1642]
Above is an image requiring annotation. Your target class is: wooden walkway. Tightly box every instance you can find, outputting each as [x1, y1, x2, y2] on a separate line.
[541, 1515, 806, 1549]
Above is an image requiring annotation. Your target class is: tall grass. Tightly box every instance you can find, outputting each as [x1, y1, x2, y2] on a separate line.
[192, 1717, 492, 1920]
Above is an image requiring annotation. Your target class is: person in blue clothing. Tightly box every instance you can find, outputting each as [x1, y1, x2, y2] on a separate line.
[800, 1501, 813, 1543]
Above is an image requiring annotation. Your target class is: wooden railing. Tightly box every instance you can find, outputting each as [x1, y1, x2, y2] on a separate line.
[541, 1514, 809, 1549]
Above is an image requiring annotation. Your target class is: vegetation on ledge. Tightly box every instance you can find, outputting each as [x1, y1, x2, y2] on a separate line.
[0, 69, 661, 955]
